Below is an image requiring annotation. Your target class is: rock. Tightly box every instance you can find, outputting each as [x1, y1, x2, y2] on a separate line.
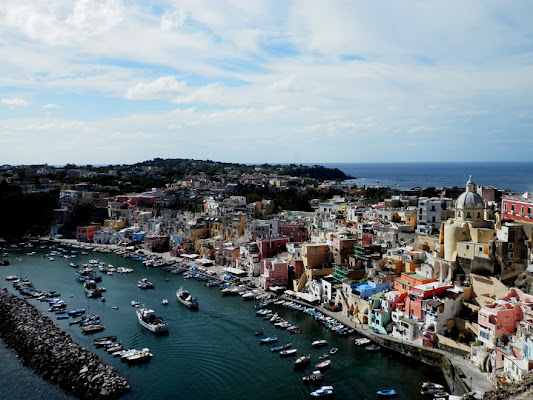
[0, 290, 129, 399]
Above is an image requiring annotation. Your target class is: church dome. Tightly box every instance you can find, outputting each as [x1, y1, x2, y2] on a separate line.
[456, 176, 484, 209]
[456, 191, 484, 209]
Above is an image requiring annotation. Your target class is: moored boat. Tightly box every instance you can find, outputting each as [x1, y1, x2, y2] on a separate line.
[294, 354, 311, 369]
[377, 389, 397, 397]
[136, 304, 169, 333]
[312, 339, 328, 348]
[259, 336, 277, 344]
[138, 277, 154, 289]
[279, 348, 297, 357]
[315, 359, 331, 370]
[310, 385, 334, 398]
[303, 370, 323, 383]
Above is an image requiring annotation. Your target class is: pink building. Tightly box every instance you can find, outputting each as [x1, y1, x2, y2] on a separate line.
[404, 282, 453, 320]
[257, 237, 290, 260]
[259, 258, 288, 290]
[478, 288, 533, 346]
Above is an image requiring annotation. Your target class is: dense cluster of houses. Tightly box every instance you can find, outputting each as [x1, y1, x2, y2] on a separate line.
[52, 170, 533, 389]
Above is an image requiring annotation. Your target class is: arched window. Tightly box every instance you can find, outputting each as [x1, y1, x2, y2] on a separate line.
[466, 212, 472, 219]
[457, 210, 462, 218]
[477, 212, 481, 219]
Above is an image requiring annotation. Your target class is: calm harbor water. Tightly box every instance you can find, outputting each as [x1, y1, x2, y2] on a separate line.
[0, 246, 445, 400]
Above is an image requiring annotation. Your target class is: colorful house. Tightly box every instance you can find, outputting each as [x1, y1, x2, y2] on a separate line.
[259, 257, 288, 290]
[77, 225, 101, 243]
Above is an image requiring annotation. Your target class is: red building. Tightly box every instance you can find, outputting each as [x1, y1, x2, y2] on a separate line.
[278, 222, 308, 242]
[257, 237, 290, 260]
[77, 225, 101, 243]
[502, 195, 533, 223]
[404, 281, 453, 320]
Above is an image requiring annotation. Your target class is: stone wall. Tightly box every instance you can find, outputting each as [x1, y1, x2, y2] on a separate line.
[0, 288, 130, 399]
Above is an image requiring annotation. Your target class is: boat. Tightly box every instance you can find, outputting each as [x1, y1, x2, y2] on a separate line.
[82, 324, 105, 334]
[176, 287, 199, 309]
[271, 343, 291, 352]
[94, 336, 117, 343]
[303, 370, 323, 383]
[329, 347, 338, 355]
[259, 336, 277, 344]
[377, 389, 397, 397]
[126, 348, 153, 364]
[136, 305, 169, 333]
[254, 329, 264, 336]
[319, 354, 329, 360]
[162, 299, 168, 305]
[420, 382, 444, 390]
[5, 275, 18, 281]
[431, 392, 449, 399]
[366, 344, 381, 351]
[315, 359, 331, 370]
[84, 280, 105, 297]
[279, 348, 297, 357]
[138, 277, 154, 289]
[131, 300, 140, 307]
[310, 386, 334, 398]
[354, 337, 371, 346]
[294, 354, 311, 369]
[312, 339, 328, 347]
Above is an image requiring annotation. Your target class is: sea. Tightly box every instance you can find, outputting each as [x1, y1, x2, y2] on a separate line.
[0, 247, 445, 400]
[323, 162, 533, 193]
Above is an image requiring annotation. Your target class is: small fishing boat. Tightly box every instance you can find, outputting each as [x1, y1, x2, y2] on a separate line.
[315, 359, 331, 370]
[329, 347, 338, 355]
[312, 339, 328, 348]
[319, 354, 329, 360]
[303, 370, 323, 384]
[176, 287, 199, 309]
[279, 348, 297, 357]
[366, 344, 381, 351]
[162, 299, 168, 305]
[254, 329, 264, 336]
[377, 389, 397, 397]
[354, 337, 371, 346]
[310, 385, 334, 398]
[259, 336, 278, 344]
[294, 354, 311, 369]
[137, 277, 154, 289]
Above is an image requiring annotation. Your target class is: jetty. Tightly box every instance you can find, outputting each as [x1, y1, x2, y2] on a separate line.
[0, 288, 130, 399]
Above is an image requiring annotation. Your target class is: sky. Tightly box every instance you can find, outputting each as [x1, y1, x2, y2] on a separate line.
[1, 0, 533, 166]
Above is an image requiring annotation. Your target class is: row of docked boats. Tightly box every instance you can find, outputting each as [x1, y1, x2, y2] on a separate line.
[93, 336, 153, 364]
[255, 309, 302, 334]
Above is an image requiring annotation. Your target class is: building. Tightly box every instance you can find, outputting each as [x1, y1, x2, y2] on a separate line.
[77, 225, 101, 242]
[502, 193, 533, 224]
[259, 257, 288, 290]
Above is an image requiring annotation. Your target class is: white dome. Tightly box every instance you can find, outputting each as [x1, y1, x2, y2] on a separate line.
[456, 191, 484, 209]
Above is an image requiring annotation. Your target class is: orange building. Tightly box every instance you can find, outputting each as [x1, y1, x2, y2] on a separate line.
[394, 272, 436, 294]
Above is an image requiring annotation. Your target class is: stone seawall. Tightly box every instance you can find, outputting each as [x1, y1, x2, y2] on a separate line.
[0, 288, 130, 399]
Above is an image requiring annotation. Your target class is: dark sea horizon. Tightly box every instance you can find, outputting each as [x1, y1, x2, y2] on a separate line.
[319, 161, 533, 193]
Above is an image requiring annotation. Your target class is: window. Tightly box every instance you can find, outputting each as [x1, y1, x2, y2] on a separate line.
[466, 212, 472, 219]
[477, 212, 481, 219]
[504, 203, 508, 212]
[512, 204, 515, 214]
[521, 206, 525, 216]
[529, 207, 532, 216]
[508, 252, 514, 258]
[509, 243, 514, 249]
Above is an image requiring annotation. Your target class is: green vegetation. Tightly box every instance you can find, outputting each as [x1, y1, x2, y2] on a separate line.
[0, 181, 58, 240]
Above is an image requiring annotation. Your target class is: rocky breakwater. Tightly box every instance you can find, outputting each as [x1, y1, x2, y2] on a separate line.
[0, 288, 130, 399]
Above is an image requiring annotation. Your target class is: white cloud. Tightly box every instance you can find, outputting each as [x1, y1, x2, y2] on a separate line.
[125, 77, 188, 100]
[160, 10, 186, 31]
[43, 103, 60, 109]
[1, 97, 30, 107]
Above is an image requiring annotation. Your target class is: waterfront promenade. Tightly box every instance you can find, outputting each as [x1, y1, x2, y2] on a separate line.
[55, 238, 492, 397]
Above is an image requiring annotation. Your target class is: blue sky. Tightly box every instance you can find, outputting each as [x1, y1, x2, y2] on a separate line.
[1, 0, 533, 165]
